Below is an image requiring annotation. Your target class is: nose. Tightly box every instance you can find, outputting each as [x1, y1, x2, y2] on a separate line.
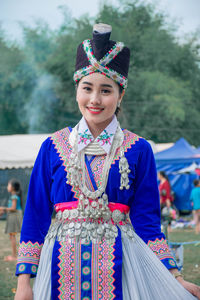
[89, 91, 101, 106]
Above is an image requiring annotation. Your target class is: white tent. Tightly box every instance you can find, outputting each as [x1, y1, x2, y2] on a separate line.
[0, 134, 50, 169]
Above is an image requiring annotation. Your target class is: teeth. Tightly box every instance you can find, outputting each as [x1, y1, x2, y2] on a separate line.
[89, 108, 102, 112]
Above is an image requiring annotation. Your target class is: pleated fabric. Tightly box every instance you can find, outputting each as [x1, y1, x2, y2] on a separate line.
[33, 233, 197, 300]
[122, 231, 197, 300]
[33, 239, 53, 300]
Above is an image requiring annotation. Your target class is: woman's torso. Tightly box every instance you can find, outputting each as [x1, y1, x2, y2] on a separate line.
[159, 180, 172, 204]
[191, 187, 200, 210]
[8, 194, 22, 210]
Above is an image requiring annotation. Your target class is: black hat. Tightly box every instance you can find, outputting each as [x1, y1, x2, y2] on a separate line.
[74, 23, 130, 89]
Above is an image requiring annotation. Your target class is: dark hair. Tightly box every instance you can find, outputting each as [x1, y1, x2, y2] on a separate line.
[193, 179, 199, 187]
[115, 85, 124, 116]
[159, 171, 171, 189]
[159, 171, 170, 182]
[9, 179, 23, 208]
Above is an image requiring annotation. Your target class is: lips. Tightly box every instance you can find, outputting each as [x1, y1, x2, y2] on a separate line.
[87, 107, 104, 114]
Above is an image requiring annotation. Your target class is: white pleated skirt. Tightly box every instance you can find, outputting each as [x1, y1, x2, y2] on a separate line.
[33, 232, 197, 300]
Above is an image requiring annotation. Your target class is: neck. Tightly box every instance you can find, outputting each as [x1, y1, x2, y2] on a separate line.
[86, 117, 113, 139]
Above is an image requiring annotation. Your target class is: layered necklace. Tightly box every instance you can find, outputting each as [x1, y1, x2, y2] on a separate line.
[46, 122, 135, 244]
[66, 123, 131, 220]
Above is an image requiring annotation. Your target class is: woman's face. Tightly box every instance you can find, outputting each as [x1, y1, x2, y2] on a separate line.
[7, 183, 13, 193]
[76, 73, 124, 130]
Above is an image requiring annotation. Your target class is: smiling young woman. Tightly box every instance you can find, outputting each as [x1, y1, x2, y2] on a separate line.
[14, 23, 200, 300]
[77, 73, 124, 138]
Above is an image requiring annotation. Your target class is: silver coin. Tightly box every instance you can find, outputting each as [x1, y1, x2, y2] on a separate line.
[63, 223, 69, 230]
[91, 201, 97, 208]
[91, 223, 96, 229]
[63, 210, 69, 219]
[105, 232, 110, 239]
[97, 229, 103, 236]
[92, 231, 97, 238]
[102, 194, 108, 200]
[104, 223, 109, 229]
[102, 211, 111, 221]
[75, 229, 81, 236]
[81, 230, 87, 238]
[112, 210, 122, 222]
[75, 223, 81, 229]
[70, 209, 79, 219]
[68, 222, 75, 229]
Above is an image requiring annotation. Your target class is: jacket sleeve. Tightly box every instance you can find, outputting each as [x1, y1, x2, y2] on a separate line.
[16, 138, 54, 277]
[129, 139, 177, 270]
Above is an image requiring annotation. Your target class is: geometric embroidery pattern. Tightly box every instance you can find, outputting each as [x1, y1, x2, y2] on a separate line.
[58, 239, 81, 300]
[73, 40, 128, 89]
[57, 239, 116, 299]
[98, 240, 115, 299]
[17, 241, 43, 265]
[147, 238, 175, 261]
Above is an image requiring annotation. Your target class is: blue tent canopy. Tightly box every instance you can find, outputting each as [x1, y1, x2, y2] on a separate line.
[155, 138, 200, 211]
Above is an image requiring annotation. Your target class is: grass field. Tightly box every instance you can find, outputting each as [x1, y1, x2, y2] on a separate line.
[0, 221, 200, 300]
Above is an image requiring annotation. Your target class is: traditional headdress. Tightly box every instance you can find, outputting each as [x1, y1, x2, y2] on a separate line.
[73, 23, 130, 89]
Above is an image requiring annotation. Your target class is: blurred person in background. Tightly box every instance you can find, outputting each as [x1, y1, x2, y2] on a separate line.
[0, 179, 22, 261]
[190, 179, 200, 234]
[158, 171, 175, 233]
[158, 171, 174, 209]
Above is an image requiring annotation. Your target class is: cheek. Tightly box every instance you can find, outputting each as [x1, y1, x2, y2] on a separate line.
[105, 96, 118, 111]
[76, 90, 87, 105]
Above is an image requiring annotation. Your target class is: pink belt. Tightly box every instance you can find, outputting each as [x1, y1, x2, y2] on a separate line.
[54, 201, 130, 214]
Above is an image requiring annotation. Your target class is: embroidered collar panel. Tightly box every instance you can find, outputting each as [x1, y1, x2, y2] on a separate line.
[69, 116, 118, 154]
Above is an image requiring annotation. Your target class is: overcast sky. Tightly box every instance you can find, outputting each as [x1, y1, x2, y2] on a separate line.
[0, 0, 200, 41]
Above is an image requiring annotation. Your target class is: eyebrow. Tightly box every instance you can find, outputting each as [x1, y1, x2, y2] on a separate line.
[81, 81, 113, 88]
[82, 81, 93, 86]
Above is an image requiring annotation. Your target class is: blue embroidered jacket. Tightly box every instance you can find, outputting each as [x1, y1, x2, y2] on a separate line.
[16, 127, 177, 297]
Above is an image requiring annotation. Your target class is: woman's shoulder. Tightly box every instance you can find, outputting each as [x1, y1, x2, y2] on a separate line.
[122, 128, 152, 153]
[11, 194, 20, 200]
[40, 126, 73, 150]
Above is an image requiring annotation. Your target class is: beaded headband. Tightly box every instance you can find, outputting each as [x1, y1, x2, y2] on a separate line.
[73, 39, 128, 89]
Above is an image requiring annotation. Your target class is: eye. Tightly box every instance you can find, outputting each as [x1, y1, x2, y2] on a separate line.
[83, 86, 92, 92]
[101, 89, 111, 94]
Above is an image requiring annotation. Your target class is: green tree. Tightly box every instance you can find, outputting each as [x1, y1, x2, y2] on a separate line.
[0, 30, 34, 134]
[1, 1, 200, 146]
